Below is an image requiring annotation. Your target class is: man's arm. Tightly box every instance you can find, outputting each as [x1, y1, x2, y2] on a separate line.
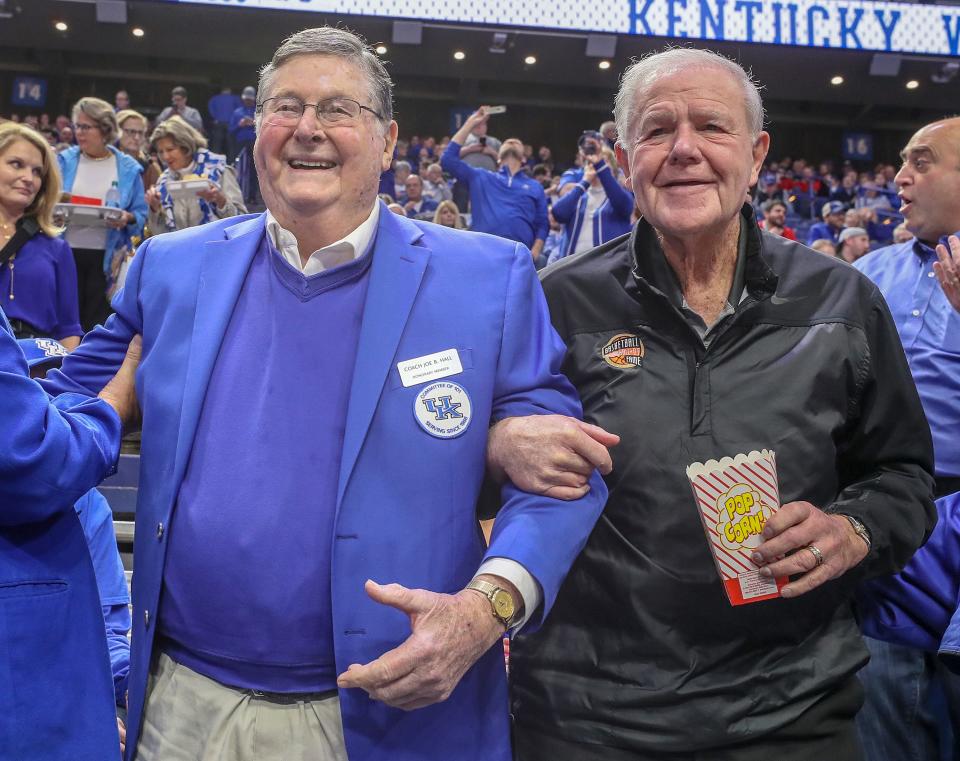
[752, 289, 936, 595]
[42, 236, 150, 399]
[441, 108, 488, 184]
[531, 184, 549, 259]
[0, 326, 140, 525]
[338, 242, 609, 708]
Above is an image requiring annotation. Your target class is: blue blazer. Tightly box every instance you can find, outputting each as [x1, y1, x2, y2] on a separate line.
[43, 207, 607, 761]
[0, 312, 120, 760]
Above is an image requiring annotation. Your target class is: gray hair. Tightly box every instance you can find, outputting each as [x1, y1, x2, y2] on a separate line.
[71, 97, 119, 143]
[256, 27, 393, 131]
[394, 160, 411, 174]
[613, 47, 765, 145]
[150, 115, 208, 157]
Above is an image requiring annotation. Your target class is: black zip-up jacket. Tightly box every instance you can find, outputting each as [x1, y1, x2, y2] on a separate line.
[511, 207, 936, 752]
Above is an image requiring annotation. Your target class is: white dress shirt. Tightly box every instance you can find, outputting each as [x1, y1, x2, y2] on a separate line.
[263, 203, 542, 629]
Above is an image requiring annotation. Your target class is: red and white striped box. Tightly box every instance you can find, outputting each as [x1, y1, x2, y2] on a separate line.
[685, 450, 786, 606]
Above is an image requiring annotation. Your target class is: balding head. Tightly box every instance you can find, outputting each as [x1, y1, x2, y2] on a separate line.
[896, 116, 960, 242]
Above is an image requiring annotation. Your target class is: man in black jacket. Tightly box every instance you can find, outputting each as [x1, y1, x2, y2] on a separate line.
[487, 47, 936, 760]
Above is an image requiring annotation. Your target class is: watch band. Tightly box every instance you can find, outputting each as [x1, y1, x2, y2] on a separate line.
[841, 514, 871, 548]
[466, 578, 521, 629]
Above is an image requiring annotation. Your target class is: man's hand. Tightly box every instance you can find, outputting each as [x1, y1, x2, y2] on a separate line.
[486, 415, 620, 499]
[750, 501, 869, 598]
[98, 335, 142, 432]
[935, 235, 960, 313]
[582, 160, 598, 184]
[117, 717, 126, 757]
[336, 579, 505, 710]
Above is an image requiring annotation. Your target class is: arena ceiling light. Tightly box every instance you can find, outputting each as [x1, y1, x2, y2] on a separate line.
[524, 55, 537, 65]
[375, 44, 387, 55]
[906, 79, 920, 89]
[54, 20, 68, 31]
[830, 75, 844, 85]
[132, 26, 144, 37]
[453, 50, 466, 61]
[599, 60, 612, 70]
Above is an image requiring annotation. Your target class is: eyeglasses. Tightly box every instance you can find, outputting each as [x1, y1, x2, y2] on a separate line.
[256, 96, 384, 127]
[73, 123, 98, 133]
[122, 127, 146, 137]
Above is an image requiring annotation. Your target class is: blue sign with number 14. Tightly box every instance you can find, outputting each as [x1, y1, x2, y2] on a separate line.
[12, 76, 47, 108]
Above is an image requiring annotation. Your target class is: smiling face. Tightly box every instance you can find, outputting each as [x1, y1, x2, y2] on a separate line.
[155, 136, 191, 171]
[895, 119, 960, 242]
[0, 138, 43, 218]
[254, 54, 398, 239]
[615, 65, 768, 242]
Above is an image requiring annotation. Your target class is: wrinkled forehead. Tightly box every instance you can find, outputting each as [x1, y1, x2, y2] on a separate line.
[903, 121, 960, 161]
[632, 65, 750, 127]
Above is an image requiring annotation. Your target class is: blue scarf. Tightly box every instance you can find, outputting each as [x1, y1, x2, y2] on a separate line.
[156, 148, 226, 231]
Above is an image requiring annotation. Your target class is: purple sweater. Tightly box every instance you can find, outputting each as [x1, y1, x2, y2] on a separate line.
[159, 234, 372, 692]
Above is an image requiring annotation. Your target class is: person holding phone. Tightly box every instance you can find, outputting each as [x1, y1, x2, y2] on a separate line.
[145, 116, 246, 234]
[548, 130, 634, 263]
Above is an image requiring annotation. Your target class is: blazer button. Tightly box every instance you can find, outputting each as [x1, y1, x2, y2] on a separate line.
[156, 522, 164, 540]
[144, 609, 151, 628]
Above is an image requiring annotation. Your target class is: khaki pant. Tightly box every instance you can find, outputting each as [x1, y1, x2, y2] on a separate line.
[134, 652, 348, 761]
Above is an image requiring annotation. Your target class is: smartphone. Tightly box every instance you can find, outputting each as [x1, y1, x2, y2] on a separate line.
[485, 105, 507, 115]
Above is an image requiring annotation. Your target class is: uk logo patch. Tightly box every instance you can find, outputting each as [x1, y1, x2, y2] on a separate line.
[600, 332, 644, 369]
[414, 381, 472, 438]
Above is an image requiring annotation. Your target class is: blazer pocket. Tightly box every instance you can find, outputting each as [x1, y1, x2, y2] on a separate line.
[0, 580, 68, 599]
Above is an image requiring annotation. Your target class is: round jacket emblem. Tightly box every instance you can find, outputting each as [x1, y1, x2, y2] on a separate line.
[600, 333, 645, 369]
[414, 381, 473, 438]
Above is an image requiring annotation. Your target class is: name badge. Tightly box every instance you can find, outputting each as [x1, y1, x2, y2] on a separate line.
[397, 348, 463, 387]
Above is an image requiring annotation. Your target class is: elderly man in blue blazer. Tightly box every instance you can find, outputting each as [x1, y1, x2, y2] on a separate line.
[42, 27, 609, 761]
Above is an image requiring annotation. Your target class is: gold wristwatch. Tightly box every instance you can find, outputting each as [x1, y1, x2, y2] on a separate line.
[466, 579, 522, 629]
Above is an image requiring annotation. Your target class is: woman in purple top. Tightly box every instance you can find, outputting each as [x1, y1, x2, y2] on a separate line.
[0, 122, 81, 348]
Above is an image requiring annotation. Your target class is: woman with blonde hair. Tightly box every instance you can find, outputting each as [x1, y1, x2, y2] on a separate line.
[0, 122, 82, 347]
[58, 96, 147, 330]
[145, 115, 245, 234]
[432, 199, 465, 229]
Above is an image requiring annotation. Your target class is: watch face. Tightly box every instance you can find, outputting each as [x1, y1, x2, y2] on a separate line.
[491, 589, 515, 621]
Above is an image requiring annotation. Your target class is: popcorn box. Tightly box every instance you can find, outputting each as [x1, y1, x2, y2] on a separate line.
[685, 450, 787, 606]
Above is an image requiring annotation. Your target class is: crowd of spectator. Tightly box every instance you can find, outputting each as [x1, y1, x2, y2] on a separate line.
[3, 90, 909, 274]
[0, 88, 914, 343]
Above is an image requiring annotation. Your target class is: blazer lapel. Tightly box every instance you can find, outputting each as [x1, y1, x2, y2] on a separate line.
[337, 210, 430, 508]
[172, 215, 265, 483]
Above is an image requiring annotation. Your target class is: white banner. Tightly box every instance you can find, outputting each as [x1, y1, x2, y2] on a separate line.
[173, 0, 960, 56]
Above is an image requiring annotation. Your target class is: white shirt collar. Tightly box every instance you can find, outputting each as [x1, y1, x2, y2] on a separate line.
[264, 203, 380, 277]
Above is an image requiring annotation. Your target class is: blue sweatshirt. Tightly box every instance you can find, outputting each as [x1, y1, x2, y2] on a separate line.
[441, 142, 548, 248]
[159, 234, 372, 692]
[549, 160, 634, 262]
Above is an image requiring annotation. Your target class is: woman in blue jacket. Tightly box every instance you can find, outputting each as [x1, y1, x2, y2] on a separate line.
[58, 97, 147, 332]
[0, 312, 139, 760]
[548, 132, 634, 265]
